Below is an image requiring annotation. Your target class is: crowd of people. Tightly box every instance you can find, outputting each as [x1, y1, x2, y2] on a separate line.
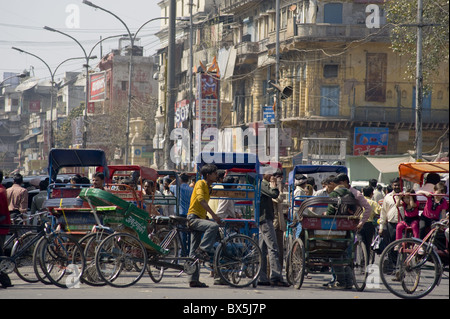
[1, 167, 448, 290]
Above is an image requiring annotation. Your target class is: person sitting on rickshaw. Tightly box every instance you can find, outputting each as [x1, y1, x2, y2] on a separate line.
[91, 172, 105, 190]
[215, 176, 242, 219]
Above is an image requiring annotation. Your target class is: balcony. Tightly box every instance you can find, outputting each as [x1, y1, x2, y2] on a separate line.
[220, 0, 257, 14]
[352, 106, 449, 124]
[235, 41, 259, 65]
[294, 23, 391, 42]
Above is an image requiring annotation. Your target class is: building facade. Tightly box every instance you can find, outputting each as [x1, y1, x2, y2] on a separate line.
[154, 0, 448, 171]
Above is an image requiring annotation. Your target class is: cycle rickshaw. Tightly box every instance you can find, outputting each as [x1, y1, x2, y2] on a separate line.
[45, 148, 110, 236]
[78, 152, 263, 288]
[285, 164, 368, 291]
[379, 161, 449, 298]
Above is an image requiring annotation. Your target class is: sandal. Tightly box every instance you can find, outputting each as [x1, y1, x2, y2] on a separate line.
[189, 281, 209, 288]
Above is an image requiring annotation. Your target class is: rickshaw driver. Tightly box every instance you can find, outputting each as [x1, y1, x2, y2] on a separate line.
[91, 172, 105, 190]
[187, 163, 223, 288]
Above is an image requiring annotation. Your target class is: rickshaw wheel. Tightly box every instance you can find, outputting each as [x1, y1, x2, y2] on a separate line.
[80, 231, 111, 286]
[214, 234, 262, 288]
[95, 232, 147, 288]
[288, 238, 305, 289]
[352, 239, 368, 291]
[147, 256, 165, 283]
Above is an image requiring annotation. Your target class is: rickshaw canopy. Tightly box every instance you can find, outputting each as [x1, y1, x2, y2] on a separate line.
[288, 164, 348, 186]
[398, 162, 449, 185]
[48, 148, 109, 182]
[195, 152, 261, 172]
[97, 165, 158, 183]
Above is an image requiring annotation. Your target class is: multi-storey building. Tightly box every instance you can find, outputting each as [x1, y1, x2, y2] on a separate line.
[97, 41, 159, 165]
[155, 0, 449, 171]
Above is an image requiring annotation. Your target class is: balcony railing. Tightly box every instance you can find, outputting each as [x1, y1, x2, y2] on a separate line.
[351, 106, 449, 124]
[295, 23, 391, 41]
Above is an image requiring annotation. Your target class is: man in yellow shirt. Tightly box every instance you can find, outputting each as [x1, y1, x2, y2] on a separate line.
[361, 186, 381, 255]
[187, 163, 222, 287]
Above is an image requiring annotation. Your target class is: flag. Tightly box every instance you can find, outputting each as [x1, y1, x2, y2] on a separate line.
[207, 56, 220, 77]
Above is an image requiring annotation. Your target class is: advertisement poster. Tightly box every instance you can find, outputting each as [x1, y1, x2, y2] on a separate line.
[353, 127, 388, 155]
[89, 71, 106, 102]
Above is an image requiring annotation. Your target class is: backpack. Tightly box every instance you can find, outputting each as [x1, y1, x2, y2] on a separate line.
[329, 187, 357, 216]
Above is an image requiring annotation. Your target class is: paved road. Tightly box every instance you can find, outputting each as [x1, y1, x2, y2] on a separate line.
[1, 267, 448, 317]
[2, 267, 448, 300]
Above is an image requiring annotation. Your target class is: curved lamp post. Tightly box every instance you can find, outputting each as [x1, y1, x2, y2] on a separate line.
[83, 0, 186, 164]
[43, 27, 129, 148]
[12, 46, 96, 149]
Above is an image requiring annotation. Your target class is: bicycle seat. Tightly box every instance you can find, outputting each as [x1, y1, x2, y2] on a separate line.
[169, 215, 188, 226]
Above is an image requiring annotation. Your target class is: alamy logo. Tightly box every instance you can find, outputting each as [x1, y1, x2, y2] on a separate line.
[366, 4, 380, 29]
[65, 4, 80, 29]
[366, 264, 381, 289]
[169, 121, 280, 173]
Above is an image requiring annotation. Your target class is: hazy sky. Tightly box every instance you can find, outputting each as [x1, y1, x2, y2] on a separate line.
[1, 0, 162, 81]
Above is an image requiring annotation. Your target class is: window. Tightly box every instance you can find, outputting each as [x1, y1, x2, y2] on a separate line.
[320, 86, 340, 116]
[365, 53, 387, 102]
[323, 64, 339, 78]
[324, 3, 343, 24]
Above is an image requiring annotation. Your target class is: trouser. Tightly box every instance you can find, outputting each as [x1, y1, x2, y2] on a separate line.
[333, 242, 353, 287]
[420, 215, 436, 239]
[359, 222, 375, 254]
[396, 219, 420, 240]
[187, 214, 219, 282]
[0, 235, 12, 287]
[259, 220, 283, 282]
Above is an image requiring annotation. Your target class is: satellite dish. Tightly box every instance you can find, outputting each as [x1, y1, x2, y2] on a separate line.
[15, 77, 39, 92]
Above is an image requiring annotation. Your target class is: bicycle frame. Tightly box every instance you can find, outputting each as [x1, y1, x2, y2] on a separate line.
[404, 219, 448, 268]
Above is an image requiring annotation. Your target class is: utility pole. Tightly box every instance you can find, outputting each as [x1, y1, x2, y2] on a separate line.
[164, 0, 176, 169]
[189, 0, 194, 169]
[274, 0, 281, 163]
[415, 0, 423, 161]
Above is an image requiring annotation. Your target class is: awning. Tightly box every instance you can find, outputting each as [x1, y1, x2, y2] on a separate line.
[17, 132, 40, 143]
[365, 155, 414, 182]
[398, 162, 449, 185]
[365, 156, 413, 174]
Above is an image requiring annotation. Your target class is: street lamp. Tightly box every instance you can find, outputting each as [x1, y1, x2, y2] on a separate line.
[0, 72, 28, 87]
[83, 0, 187, 164]
[12, 46, 95, 149]
[43, 27, 128, 149]
[44, 26, 92, 149]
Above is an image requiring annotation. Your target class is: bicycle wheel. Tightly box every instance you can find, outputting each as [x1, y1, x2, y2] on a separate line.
[284, 232, 295, 286]
[40, 233, 86, 288]
[81, 231, 112, 286]
[12, 231, 40, 283]
[352, 239, 368, 291]
[214, 234, 262, 288]
[146, 229, 179, 283]
[32, 237, 53, 285]
[95, 232, 148, 288]
[288, 238, 306, 289]
[379, 238, 442, 299]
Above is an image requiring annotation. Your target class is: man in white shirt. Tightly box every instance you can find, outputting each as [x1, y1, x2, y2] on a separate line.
[215, 176, 241, 219]
[378, 177, 402, 244]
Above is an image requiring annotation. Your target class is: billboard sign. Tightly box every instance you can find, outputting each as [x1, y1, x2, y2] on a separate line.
[354, 127, 388, 155]
[89, 71, 106, 102]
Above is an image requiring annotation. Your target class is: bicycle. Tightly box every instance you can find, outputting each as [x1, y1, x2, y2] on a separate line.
[0, 213, 86, 288]
[379, 217, 449, 299]
[1, 211, 44, 257]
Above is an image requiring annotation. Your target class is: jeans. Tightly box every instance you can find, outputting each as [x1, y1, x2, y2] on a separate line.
[187, 214, 219, 282]
[259, 220, 283, 282]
